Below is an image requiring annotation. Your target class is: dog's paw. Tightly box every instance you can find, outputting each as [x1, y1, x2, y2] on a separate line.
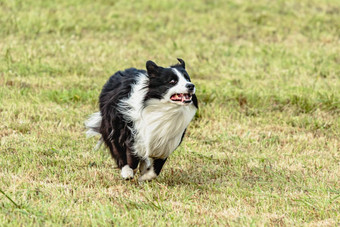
[121, 165, 134, 180]
[138, 167, 157, 182]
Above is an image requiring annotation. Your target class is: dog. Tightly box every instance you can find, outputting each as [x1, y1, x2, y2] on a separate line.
[85, 59, 198, 181]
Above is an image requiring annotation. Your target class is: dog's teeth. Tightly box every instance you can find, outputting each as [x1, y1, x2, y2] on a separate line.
[171, 93, 192, 102]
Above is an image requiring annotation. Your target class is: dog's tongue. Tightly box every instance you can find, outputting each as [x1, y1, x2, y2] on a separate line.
[170, 93, 192, 102]
[171, 94, 183, 101]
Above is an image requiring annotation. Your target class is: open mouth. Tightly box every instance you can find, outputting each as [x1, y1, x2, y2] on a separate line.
[170, 93, 192, 104]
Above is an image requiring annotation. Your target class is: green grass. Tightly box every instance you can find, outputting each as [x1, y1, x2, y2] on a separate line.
[1, 0, 340, 225]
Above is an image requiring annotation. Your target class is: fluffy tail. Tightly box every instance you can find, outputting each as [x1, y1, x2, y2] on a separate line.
[85, 112, 103, 150]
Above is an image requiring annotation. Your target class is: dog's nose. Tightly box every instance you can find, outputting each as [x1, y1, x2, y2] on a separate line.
[186, 83, 195, 91]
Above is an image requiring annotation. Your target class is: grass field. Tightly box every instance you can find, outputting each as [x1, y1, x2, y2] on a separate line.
[1, 0, 340, 225]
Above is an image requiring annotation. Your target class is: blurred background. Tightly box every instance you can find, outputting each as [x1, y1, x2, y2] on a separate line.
[1, 0, 339, 225]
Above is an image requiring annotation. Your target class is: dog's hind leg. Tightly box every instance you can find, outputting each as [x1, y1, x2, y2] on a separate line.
[124, 147, 140, 179]
[121, 165, 134, 180]
[106, 141, 133, 180]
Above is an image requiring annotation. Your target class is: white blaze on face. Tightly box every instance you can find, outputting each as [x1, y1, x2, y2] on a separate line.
[171, 68, 190, 93]
[164, 68, 194, 105]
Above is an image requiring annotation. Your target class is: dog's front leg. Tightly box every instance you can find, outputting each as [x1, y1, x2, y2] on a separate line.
[138, 158, 167, 182]
[139, 158, 151, 174]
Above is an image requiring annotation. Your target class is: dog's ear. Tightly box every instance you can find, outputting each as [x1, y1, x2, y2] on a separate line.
[146, 60, 160, 77]
[177, 58, 185, 69]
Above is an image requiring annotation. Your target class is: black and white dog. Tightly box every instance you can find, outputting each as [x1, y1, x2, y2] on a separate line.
[85, 59, 198, 181]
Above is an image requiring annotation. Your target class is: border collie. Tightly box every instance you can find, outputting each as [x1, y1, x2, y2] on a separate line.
[85, 59, 198, 181]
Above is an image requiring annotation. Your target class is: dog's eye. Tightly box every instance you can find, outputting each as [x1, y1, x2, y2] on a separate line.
[169, 79, 177, 84]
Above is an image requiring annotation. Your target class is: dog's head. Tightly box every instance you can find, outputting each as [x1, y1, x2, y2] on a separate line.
[145, 58, 195, 106]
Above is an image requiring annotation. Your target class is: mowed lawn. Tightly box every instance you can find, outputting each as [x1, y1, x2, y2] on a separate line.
[1, 0, 340, 225]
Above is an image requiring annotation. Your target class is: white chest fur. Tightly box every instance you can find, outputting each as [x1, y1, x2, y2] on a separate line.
[134, 99, 196, 159]
[118, 74, 197, 159]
